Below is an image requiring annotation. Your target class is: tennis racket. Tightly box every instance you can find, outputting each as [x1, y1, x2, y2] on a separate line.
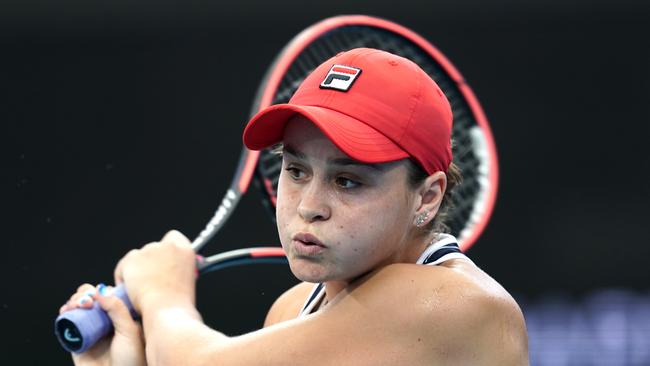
[54, 14, 499, 354]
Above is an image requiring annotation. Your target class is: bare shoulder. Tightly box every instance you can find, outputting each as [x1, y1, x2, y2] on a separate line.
[355, 261, 529, 365]
[263, 281, 316, 327]
[213, 261, 527, 366]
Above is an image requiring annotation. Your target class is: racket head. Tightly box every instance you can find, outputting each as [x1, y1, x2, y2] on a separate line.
[249, 15, 498, 252]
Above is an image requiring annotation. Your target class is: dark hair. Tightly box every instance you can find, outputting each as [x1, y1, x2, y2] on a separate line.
[406, 159, 462, 235]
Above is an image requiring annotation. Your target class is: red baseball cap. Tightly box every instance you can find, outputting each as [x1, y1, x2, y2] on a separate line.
[243, 48, 453, 174]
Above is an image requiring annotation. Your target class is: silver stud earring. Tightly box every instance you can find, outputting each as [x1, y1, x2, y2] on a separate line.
[415, 212, 430, 227]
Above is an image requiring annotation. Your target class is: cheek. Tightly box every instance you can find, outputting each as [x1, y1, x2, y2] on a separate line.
[336, 192, 411, 250]
[275, 178, 296, 239]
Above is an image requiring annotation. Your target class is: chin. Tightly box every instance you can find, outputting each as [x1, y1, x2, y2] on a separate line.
[288, 258, 332, 283]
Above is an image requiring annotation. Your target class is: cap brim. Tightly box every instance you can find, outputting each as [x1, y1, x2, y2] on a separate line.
[243, 104, 409, 164]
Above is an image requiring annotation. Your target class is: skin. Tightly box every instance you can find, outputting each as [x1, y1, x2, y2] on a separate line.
[60, 284, 146, 366]
[276, 116, 448, 300]
[62, 115, 529, 365]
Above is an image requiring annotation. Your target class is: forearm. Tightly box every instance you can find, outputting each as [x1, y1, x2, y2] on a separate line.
[141, 296, 230, 366]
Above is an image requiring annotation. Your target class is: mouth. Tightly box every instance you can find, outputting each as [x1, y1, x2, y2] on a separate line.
[291, 232, 327, 256]
[292, 232, 326, 247]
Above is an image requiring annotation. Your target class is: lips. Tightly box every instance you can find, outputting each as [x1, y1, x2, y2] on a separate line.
[291, 232, 326, 256]
[292, 232, 326, 247]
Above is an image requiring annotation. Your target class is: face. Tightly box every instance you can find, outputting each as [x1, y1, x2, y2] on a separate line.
[276, 116, 423, 284]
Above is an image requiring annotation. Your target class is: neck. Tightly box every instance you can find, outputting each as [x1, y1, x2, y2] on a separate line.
[323, 233, 437, 303]
[323, 281, 348, 303]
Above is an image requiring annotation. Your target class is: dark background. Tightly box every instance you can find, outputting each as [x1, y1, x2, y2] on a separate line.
[2, 0, 649, 364]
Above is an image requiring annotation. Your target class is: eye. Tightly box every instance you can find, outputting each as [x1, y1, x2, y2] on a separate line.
[285, 166, 306, 180]
[335, 176, 361, 189]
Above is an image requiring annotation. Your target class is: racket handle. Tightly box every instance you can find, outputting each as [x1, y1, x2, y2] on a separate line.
[54, 284, 136, 353]
[56, 256, 204, 353]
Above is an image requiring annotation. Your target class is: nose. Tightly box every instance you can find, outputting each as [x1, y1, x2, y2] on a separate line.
[297, 180, 331, 223]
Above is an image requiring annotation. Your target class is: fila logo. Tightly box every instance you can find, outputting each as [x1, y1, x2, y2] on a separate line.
[319, 64, 362, 92]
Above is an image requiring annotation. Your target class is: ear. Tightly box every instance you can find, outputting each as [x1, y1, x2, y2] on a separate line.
[413, 171, 447, 227]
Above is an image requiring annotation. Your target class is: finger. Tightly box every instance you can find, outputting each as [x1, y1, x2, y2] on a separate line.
[60, 286, 97, 314]
[95, 286, 141, 337]
[114, 258, 124, 286]
[72, 286, 96, 307]
[76, 283, 95, 294]
[114, 249, 138, 285]
[162, 229, 191, 247]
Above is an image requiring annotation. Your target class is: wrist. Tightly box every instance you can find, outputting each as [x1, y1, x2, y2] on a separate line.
[139, 291, 198, 318]
[141, 302, 205, 365]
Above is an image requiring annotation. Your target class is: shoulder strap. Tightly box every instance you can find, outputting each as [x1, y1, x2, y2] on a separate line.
[417, 234, 474, 266]
[299, 283, 326, 316]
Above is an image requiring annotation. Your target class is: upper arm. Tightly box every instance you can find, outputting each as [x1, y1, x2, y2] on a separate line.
[205, 264, 528, 366]
[263, 281, 314, 327]
[467, 288, 529, 365]
[428, 265, 529, 365]
[225, 266, 427, 366]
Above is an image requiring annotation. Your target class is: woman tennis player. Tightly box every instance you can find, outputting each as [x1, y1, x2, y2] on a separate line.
[60, 48, 529, 365]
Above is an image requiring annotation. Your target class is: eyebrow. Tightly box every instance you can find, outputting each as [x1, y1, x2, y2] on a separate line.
[283, 144, 388, 171]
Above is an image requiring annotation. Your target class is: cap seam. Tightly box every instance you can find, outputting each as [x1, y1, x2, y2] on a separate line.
[399, 67, 433, 172]
[399, 66, 424, 145]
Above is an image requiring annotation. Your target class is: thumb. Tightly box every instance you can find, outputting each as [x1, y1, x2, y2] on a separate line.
[95, 287, 141, 338]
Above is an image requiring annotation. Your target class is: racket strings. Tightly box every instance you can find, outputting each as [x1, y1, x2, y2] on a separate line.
[255, 25, 489, 243]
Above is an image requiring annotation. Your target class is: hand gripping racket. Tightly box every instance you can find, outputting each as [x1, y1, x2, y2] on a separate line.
[54, 14, 499, 354]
